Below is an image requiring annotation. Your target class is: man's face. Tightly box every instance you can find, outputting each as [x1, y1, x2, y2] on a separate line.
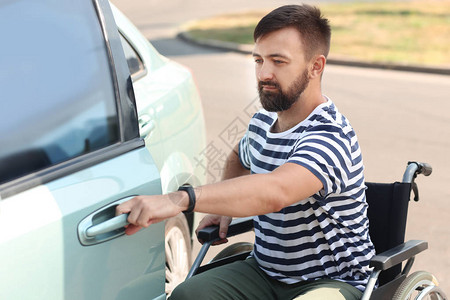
[257, 69, 309, 112]
[253, 27, 310, 112]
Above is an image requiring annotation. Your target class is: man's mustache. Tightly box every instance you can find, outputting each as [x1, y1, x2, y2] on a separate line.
[258, 81, 280, 89]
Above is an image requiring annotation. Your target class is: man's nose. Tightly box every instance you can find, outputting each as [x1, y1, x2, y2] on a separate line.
[257, 63, 274, 82]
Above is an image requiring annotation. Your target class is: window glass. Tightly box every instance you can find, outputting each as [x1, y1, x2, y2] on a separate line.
[0, 0, 119, 185]
[119, 34, 145, 77]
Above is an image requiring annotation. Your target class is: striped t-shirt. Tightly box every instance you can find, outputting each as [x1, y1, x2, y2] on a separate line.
[238, 97, 375, 291]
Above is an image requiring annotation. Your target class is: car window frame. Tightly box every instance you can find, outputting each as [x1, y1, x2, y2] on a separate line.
[0, 0, 143, 199]
[119, 31, 148, 81]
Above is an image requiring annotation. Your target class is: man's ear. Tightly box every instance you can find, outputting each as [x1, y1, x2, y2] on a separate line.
[309, 55, 326, 78]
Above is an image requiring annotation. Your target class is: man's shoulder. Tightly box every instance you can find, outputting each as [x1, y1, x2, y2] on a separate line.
[306, 101, 353, 133]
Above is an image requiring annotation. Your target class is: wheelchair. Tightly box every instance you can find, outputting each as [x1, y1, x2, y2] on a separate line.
[187, 162, 447, 300]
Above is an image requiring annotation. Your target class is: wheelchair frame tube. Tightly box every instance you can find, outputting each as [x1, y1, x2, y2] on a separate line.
[186, 240, 213, 279]
[402, 162, 420, 183]
[402, 162, 432, 183]
[361, 270, 381, 300]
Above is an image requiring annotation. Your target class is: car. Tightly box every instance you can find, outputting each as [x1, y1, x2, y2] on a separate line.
[0, 0, 206, 299]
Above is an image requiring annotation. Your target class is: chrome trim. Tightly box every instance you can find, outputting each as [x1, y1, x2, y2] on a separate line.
[118, 30, 148, 82]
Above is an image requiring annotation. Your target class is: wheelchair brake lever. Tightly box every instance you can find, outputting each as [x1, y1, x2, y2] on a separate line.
[412, 181, 419, 202]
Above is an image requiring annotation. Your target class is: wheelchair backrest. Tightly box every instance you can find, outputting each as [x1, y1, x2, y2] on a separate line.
[365, 181, 412, 285]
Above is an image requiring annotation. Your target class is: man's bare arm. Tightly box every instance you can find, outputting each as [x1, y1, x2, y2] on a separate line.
[117, 161, 322, 235]
[194, 162, 322, 217]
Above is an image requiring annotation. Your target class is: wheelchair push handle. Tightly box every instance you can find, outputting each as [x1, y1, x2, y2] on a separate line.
[418, 162, 432, 176]
[402, 161, 432, 183]
[187, 217, 254, 280]
[197, 216, 254, 243]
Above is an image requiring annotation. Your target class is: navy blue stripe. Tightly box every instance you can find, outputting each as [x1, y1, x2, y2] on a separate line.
[254, 112, 274, 125]
[297, 138, 351, 179]
[248, 124, 267, 140]
[255, 220, 370, 247]
[258, 209, 326, 228]
[238, 139, 251, 170]
[255, 247, 334, 267]
[256, 246, 373, 278]
[249, 139, 291, 160]
[295, 137, 364, 182]
[250, 154, 279, 171]
[289, 149, 340, 192]
[311, 124, 356, 142]
[326, 200, 365, 213]
[255, 235, 329, 253]
[305, 133, 352, 161]
[280, 200, 313, 214]
[255, 233, 374, 259]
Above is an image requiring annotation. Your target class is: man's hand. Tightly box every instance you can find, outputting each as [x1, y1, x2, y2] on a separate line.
[195, 215, 232, 245]
[116, 192, 188, 235]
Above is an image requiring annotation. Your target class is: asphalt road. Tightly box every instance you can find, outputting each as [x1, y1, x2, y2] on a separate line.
[114, 0, 450, 294]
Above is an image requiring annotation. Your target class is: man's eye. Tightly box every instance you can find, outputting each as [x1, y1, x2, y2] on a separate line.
[274, 60, 284, 64]
[254, 59, 263, 64]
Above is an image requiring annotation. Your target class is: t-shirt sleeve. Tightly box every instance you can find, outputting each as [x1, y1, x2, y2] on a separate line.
[286, 130, 351, 196]
[238, 129, 251, 170]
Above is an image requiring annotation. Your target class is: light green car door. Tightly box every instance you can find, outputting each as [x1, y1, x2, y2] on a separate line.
[0, 148, 166, 299]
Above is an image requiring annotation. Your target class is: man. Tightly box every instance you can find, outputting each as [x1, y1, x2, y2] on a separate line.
[117, 4, 375, 299]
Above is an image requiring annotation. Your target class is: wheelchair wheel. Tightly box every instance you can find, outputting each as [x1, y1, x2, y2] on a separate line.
[392, 271, 441, 300]
[165, 214, 192, 296]
[211, 242, 254, 262]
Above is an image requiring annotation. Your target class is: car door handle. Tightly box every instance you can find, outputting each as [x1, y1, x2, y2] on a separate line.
[78, 197, 133, 246]
[138, 115, 156, 137]
[86, 213, 129, 237]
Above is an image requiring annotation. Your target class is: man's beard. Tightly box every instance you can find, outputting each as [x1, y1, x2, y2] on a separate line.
[258, 70, 310, 112]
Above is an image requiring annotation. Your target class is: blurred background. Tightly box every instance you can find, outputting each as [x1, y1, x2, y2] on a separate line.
[113, 0, 449, 294]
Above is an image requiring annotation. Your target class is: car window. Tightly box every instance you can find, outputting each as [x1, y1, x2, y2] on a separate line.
[119, 34, 146, 79]
[0, 0, 119, 185]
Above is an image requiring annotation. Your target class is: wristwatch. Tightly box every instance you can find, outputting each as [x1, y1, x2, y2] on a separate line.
[178, 185, 196, 213]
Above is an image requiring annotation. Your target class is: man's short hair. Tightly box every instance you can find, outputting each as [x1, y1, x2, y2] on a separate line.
[254, 4, 331, 60]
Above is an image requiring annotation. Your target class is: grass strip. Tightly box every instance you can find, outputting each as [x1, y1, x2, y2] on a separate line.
[184, 1, 450, 67]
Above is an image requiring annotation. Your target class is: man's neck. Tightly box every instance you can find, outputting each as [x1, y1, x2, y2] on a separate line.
[273, 91, 326, 133]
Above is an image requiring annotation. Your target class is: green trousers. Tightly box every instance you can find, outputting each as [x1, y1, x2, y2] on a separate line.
[170, 257, 362, 300]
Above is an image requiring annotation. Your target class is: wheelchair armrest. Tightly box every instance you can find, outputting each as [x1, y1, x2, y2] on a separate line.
[370, 240, 428, 271]
[197, 217, 254, 243]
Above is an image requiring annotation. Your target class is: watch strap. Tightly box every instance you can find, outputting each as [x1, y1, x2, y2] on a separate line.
[178, 185, 196, 213]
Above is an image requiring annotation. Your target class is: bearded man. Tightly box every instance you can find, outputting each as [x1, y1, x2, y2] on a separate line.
[117, 4, 375, 299]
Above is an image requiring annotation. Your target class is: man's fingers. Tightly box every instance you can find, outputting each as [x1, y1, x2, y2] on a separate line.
[219, 216, 232, 239]
[116, 200, 132, 216]
[116, 197, 151, 233]
[195, 215, 218, 235]
[125, 224, 142, 235]
[196, 215, 219, 241]
[219, 220, 229, 239]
